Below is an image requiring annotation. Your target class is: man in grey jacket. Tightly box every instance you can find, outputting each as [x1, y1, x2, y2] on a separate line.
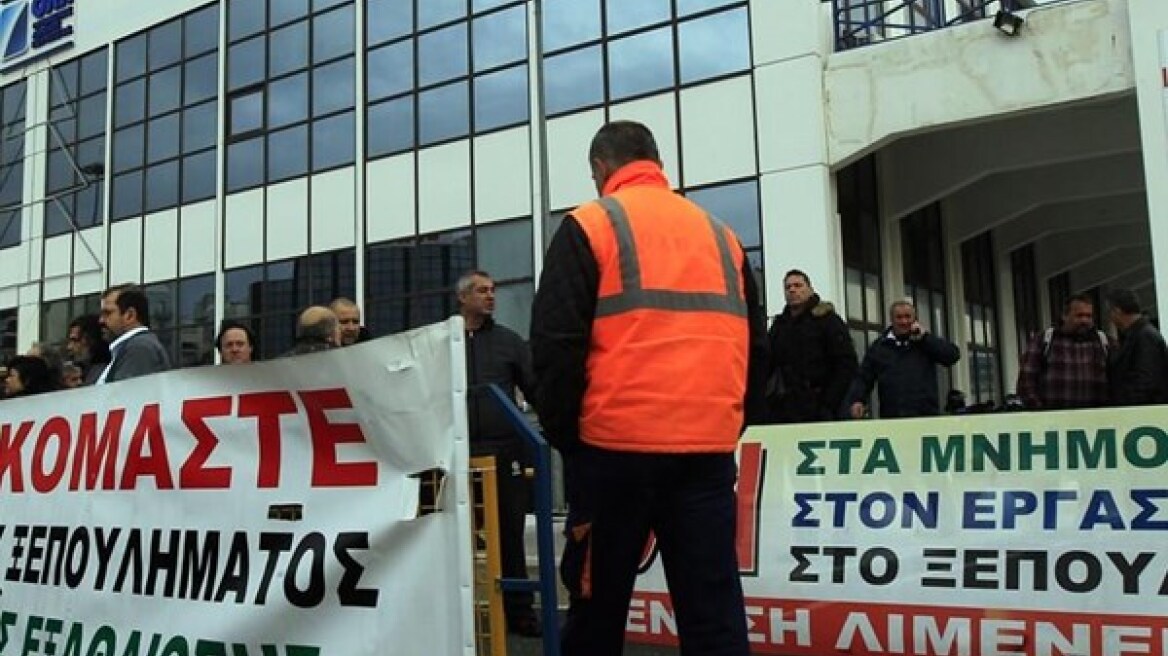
[97, 284, 172, 384]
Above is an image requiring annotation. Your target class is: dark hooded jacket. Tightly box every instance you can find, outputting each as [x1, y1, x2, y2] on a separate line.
[847, 328, 961, 418]
[1108, 316, 1168, 406]
[465, 316, 537, 444]
[765, 295, 858, 422]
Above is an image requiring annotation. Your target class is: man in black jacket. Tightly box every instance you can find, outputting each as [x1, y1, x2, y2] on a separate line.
[847, 300, 960, 418]
[458, 269, 541, 637]
[1106, 288, 1168, 406]
[766, 269, 857, 423]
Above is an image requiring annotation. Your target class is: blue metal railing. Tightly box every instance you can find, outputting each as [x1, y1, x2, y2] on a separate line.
[487, 383, 561, 656]
[830, 0, 1025, 50]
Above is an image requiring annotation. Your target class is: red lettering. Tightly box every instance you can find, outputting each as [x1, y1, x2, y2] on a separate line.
[31, 417, 71, 493]
[180, 396, 233, 489]
[119, 404, 174, 490]
[238, 391, 298, 488]
[736, 442, 765, 574]
[299, 389, 377, 487]
[0, 421, 33, 492]
[70, 410, 124, 491]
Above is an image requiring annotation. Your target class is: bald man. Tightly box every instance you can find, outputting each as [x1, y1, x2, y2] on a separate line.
[281, 306, 341, 357]
[329, 297, 366, 346]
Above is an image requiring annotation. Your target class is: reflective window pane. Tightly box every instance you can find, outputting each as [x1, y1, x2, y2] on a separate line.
[605, 0, 669, 34]
[607, 27, 673, 100]
[313, 5, 355, 63]
[228, 137, 265, 191]
[541, 0, 598, 51]
[228, 37, 266, 90]
[113, 124, 144, 172]
[270, 21, 310, 77]
[184, 53, 218, 105]
[313, 0, 349, 11]
[473, 6, 526, 72]
[678, 0, 739, 15]
[148, 66, 183, 116]
[183, 101, 218, 153]
[145, 160, 180, 212]
[116, 34, 148, 82]
[185, 4, 220, 57]
[367, 41, 413, 101]
[312, 110, 355, 170]
[229, 0, 266, 41]
[77, 92, 106, 140]
[51, 61, 78, 103]
[418, 23, 467, 86]
[679, 8, 749, 84]
[230, 89, 265, 136]
[225, 265, 264, 315]
[182, 149, 217, 203]
[0, 211, 18, 248]
[149, 21, 183, 72]
[418, 0, 464, 28]
[494, 282, 532, 339]
[271, 0, 310, 26]
[367, 0, 412, 45]
[418, 82, 468, 145]
[367, 96, 414, 158]
[312, 57, 355, 117]
[477, 220, 532, 282]
[543, 46, 602, 115]
[111, 170, 143, 219]
[114, 79, 146, 127]
[46, 147, 74, 192]
[686, 180, 760, 248]
[268, 72, 309, 128]
[147, 113, 182, 163]
[79, 50, 108, 97]
[268, 124, 309, 181]
[474, 64, 527, 132]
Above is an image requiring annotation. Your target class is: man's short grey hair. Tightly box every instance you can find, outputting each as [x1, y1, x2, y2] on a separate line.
[888, 300, 916, 318]
[297, 307, 338, 341]
[455, 270, 492, 296]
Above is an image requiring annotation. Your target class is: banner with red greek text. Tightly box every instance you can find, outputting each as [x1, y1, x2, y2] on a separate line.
[630, 408, 1168, 656]
[0, 318, 475, 656]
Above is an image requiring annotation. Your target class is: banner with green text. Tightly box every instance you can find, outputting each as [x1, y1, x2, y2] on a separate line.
[0, 318, 475, 656]
[630, 408, 1168, 656]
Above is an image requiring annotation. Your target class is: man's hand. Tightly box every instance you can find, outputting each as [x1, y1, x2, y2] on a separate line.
[850, 402, 866, 419]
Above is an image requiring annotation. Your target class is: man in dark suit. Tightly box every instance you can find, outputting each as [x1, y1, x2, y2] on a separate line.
[96, 284, 172, 384]
[1106, 288, 1168, 406]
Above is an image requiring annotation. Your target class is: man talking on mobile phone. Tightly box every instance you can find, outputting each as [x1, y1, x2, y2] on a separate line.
[845, 300, 960, 419]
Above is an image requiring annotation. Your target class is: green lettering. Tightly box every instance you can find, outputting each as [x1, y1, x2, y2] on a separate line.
[1066, 428, 1117, 469]
[971, 433, 1010, 472]
[921, 435, 963, 473]
[85, 626, 116, 656]
[796, 441, 824, 475]
[0, 611, 17, 655]
[862, 438, 900, 474]
[1124, 426, 1168, 468]
[1018, 431, 1059, 471]
[159, 636, 187, 656]
[61, 621, 84, 656]
[22, 614, 43, 656]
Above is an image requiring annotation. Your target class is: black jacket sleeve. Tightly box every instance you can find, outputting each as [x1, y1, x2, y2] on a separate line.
[1112, 323, 1168, 405]
[529, 217, 598, 452]
[846, 341, 880, 408]
[742, 256, 770, 428]
[922, 333, 961, 366]
[823, 313, 859, 418]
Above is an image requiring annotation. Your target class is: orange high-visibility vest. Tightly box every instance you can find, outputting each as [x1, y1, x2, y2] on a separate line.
[572, 182, 749, 453]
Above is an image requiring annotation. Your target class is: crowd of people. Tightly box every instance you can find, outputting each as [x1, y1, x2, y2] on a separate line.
[3, 120, 1167, 656]
[0, 286, 374, 399]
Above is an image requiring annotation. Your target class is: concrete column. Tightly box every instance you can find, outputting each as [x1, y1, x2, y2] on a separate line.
[942, 204, 971, 396]
[752, 0, 841, 314]
[1129, 0, 1168, 312]
[994, 243, 1020, 393]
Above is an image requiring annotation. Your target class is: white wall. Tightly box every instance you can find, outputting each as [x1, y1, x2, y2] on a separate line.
[1129, 0, 1168, 311]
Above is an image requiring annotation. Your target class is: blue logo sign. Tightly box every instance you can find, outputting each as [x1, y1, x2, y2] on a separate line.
[0, 0, 75, 73]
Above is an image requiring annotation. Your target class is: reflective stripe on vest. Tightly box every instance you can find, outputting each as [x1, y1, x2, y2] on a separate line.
[594, 196, 747, 319]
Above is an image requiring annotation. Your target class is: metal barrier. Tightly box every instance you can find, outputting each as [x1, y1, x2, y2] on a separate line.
[830, 0, 1046, 50]
[469, 457, 508, 656]
[486, 383, 562, 656]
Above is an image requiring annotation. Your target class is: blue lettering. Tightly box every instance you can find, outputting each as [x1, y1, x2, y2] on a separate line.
[1001, 490, 1037, 529]
[962, 491, 996, 529]
[1080, 490, 1125, 530]
[1131, 489, 1168, 531]
[792, 493, 818, 528]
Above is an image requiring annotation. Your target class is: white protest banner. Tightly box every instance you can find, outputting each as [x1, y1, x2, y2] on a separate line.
[0, 318, 474, 656]
[629, 407, 1168, 656]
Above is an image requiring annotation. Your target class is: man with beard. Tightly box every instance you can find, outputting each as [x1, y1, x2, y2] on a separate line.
[1016, 294, 1111, 410]
[765, 269, 857, 422]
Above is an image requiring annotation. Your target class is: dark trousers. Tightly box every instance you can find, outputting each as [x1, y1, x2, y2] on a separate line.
[472, 439, 535, 624]
[560, 446, 749, 656]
